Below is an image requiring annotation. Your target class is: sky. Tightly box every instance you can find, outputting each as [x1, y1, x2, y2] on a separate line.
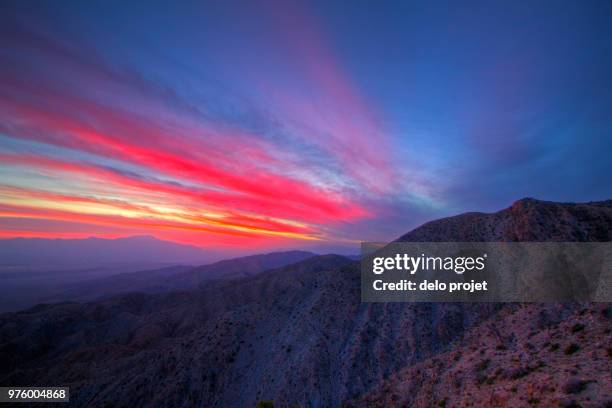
[1, 0, 611, 253]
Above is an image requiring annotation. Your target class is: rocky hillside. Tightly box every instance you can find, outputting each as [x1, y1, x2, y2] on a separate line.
[0, 198, 610, 407]
[347, 302, 611, 407]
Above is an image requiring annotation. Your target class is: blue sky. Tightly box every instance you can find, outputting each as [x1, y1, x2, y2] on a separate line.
[0, 0, 611, 251]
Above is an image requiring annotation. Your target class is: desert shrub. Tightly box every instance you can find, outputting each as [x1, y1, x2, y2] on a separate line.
[564, 344, 580, 355]
[527, 397, 540, 405]
[570, 323, 585, 333]
[563, 378, 590, 394]
[475, 358, 490, 371]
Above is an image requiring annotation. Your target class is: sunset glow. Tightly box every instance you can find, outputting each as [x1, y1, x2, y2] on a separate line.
[1, 1, 611, 251]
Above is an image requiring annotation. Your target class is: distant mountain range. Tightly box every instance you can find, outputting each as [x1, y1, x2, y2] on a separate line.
[0, 235, 315, 312]
[0, 247, 316, 312]
[42, 250, 317, 304]
[0, 235, 216, 269]
[0, 198, 610, 407]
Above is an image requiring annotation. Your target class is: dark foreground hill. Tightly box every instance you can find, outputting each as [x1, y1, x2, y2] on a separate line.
[0, 198, 610, 407]
[346, 302, 611, 407]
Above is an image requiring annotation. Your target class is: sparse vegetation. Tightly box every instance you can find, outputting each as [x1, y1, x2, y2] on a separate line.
[563, 379, 591, 394]
[565, 344, 580, 355]
[475, 358, 490, 371]
[570, 324, 585, 333]
[527, 397, 540, 405]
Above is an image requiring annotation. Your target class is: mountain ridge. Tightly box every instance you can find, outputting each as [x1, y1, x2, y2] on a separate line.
[0, 198, 610, 407]
[399, 197, 612, 242]
[0, 235, 215, 269]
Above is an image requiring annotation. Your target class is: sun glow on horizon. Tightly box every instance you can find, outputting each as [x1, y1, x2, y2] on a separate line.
[2, 1, 611, 249]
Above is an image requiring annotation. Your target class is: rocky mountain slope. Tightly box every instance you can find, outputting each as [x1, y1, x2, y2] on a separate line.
[399, 198, 611, 242]
[347, 302, 611, 407]
[0, 198, 610, 407]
